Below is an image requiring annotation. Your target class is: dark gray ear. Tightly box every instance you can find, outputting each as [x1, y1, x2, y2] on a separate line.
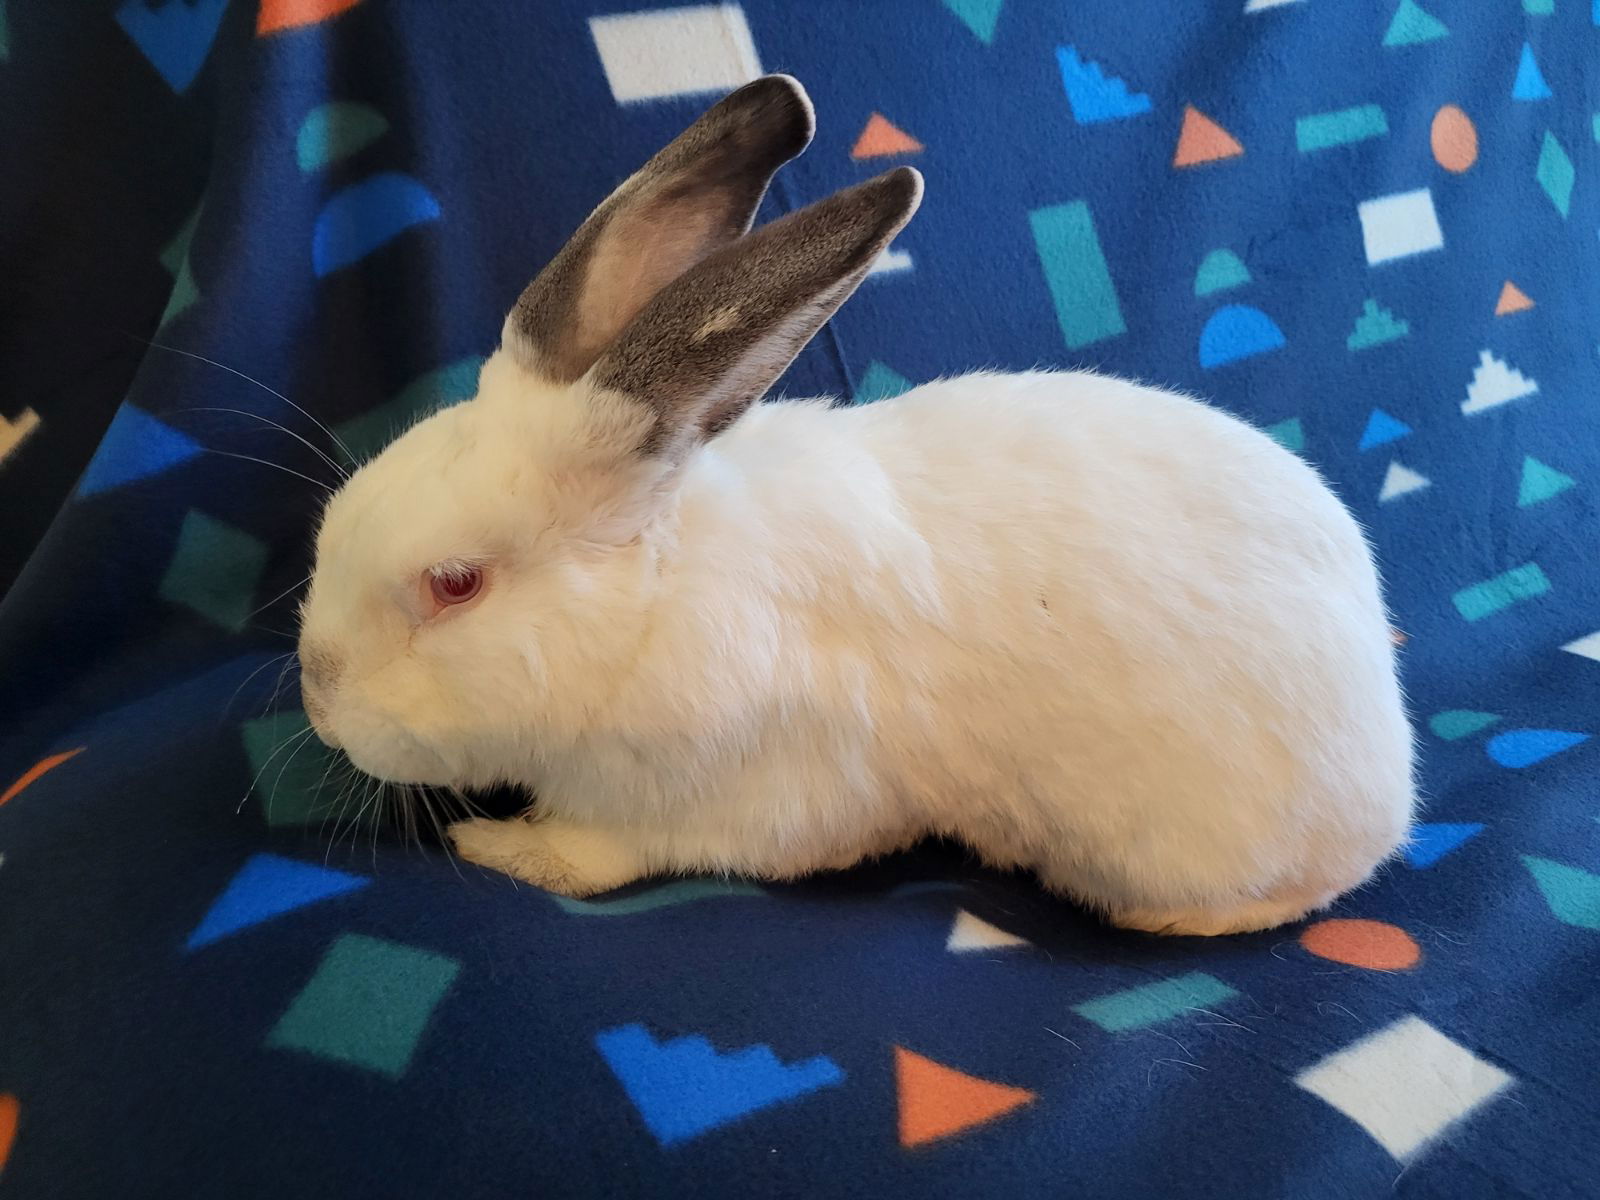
[588, 166, 923, 459]
[506, 75, 814, 382]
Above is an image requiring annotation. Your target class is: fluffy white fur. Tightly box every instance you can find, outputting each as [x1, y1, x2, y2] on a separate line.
[301, 354, 1416, 935]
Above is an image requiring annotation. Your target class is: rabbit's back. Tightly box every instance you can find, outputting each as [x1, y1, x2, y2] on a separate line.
[670, 370, 1415, 923]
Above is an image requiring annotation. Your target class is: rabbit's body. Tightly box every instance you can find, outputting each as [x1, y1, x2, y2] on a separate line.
[504, 368, 1412, 933]
[301, 76, 1414, 935]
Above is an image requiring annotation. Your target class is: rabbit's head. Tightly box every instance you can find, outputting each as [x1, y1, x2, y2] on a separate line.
[297, 76, 921, 786]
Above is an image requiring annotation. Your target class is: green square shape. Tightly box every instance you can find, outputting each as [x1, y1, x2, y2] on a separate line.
[159, 510, 269, 631]
[267, 933, 460, 1078]
[240, 710, 354, 827]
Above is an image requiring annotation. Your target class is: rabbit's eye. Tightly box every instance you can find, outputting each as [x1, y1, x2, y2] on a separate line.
[430, 566, 483, 607]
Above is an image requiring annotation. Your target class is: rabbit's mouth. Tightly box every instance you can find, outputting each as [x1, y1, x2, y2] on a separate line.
[322, 705, 460, 788]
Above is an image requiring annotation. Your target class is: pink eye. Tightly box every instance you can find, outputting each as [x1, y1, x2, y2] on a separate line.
[430, 567, 483, 607]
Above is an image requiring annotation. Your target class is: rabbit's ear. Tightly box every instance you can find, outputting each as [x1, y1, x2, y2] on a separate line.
[507, 75, 813, 383]
[588, 167, 922, 461]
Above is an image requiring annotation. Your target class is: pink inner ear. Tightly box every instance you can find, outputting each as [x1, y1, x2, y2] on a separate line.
[577, 199, 725, 364]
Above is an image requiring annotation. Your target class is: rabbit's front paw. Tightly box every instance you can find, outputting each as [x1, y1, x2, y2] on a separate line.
[447, 817, 643, 897]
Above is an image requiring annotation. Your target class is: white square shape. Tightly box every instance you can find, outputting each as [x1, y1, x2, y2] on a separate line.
[1358, 188, 1444, 265]
[589, 4, 762, 104]
[1296, 1016, 1513, 1160]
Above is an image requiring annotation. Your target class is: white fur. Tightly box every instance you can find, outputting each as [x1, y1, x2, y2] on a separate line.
[301, 356, 1415, 935]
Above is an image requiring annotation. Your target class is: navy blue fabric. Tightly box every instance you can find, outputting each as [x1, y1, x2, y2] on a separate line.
[3, 3, 1599, 1197]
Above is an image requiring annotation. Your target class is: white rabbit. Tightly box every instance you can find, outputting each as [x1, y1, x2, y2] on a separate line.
[298, 75, 1414, 936]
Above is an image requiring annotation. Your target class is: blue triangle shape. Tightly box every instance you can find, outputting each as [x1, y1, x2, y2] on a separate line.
[186, 853, 369, 950]
[77, 405, 202, 497]
[1513, 43, 1552, 100]
[1358, 408, 1412, 451]
[1403, 822, 1485, 868]
[114, 0, 228, 94]
[1486, 728, 1590, 768]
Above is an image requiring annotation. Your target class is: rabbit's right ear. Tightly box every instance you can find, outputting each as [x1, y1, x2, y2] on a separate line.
[505, 75, 814, 383]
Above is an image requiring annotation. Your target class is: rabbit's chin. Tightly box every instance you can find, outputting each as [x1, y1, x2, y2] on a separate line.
[341, 732, 461, 789]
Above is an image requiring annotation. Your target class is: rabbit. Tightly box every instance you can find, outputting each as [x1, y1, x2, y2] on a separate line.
[297, 75, 1415, 936]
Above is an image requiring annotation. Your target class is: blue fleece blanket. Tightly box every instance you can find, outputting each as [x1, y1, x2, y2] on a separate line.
[2, 2, 1598, 1196]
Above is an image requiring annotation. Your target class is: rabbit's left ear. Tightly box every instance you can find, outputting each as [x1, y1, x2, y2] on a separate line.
[506, 75, 814, 383]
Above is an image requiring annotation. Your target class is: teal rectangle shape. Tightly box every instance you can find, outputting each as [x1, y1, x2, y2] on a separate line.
[1029, 201, 1126, 349]
[1295, 104, 1388, 152]
[268, 933, 461, 1078]
[1452, 562, 1551, 621]
[1072, 971, 1238, 1032]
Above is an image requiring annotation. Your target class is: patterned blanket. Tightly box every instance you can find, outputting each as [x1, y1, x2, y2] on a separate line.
[2, 2, 1598, 1196]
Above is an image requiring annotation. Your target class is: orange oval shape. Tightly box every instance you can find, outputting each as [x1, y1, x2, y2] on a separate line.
[1300, 918, 1421, 970]
[1431, 105, 1478, 173]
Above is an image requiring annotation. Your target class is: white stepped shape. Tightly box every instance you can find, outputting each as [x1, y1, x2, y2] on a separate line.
[1462, 349, 1538, 414]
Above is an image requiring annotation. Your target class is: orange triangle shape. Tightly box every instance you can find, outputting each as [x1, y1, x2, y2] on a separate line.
[894, 1047, 1035, 1147]
[1173, 106, 1244, 168]
[1495, 280, 1534, 316]
[257, 0, 363, 35]
[852, 113, 923, 160]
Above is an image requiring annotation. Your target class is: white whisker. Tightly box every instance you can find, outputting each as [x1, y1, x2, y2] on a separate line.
[200, 448, 334, 494]
[184, 406, 350, 483]
[223, 652, 294, 720]
[237, 724, 317, 816]
[141, 339, 358, 467]
[248, 573, 313, 623]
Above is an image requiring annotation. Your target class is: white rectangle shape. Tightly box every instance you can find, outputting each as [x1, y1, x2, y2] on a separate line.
[1358, 187, 1444, 265]
[1296, 1016, 1512, 1160]
[590, 4, 762, 103]
[869, 247, 914, 276]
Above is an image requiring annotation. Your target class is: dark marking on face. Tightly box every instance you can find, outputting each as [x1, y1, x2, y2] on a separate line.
[299, 644, 342, 693]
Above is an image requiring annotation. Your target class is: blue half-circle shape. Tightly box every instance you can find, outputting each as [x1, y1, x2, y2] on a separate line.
[312, 172, 441, 277]
[1199, 304, 1286, 369]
